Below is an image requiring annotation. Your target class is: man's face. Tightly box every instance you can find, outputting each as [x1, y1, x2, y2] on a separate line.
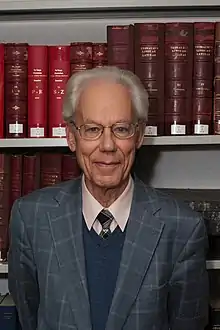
[66, 79, 144, 189]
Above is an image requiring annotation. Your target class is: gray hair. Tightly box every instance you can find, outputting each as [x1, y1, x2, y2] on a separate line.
[62, 66, 149, 123]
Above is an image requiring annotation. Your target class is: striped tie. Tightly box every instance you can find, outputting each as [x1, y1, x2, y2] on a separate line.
[97, 209, 114, 239]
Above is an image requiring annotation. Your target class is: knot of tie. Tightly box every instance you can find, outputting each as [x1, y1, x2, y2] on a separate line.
[97, 209, 114, 239]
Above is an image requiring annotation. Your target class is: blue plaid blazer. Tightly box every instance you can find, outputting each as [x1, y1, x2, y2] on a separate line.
[8, 177, 209, 330]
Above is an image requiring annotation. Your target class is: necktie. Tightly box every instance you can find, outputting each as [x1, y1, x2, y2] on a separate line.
[97, 209, 114, 239]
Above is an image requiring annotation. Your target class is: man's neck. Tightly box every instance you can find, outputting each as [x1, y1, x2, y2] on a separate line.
[84, 177, 130, 208]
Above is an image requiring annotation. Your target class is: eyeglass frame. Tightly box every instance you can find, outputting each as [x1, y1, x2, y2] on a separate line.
[68, 120, 142, 140]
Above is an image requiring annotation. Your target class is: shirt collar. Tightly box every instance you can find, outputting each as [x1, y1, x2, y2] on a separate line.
[82, 175, 134, 231]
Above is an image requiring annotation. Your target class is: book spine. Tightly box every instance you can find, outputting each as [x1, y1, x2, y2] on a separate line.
[4, 43, 28, 138]
[134, 23, 165, 136]
[48, 46, 70, 138]
[28, 45, 48, 138]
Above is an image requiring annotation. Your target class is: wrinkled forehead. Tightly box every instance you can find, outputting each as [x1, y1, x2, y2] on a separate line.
[75, 79, 134, 124]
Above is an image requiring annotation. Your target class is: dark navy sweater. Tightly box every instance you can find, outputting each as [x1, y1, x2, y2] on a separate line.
[83, 219, 126, 330]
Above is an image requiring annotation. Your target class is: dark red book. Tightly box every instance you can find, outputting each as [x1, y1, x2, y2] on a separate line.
[214, 23, 220, 135]
[70, 42, 93, 74]
[40, 153, 62, 187]
[0, 44, 4, 138]
[107, 25, 134, 71]
[0, 154, 10, 260]
[92, 43, 108, 68]
[164, 23, 193, 136]
[28, 45, 48, 138]
[48, 46, 70, 138]
[62, 153, 81, 181]
[134, 23, 165, 136]
[193, 22, 215, 135]
[4, 43, 28, 138]
[22, 154, 40, 195]
[10, 154, 23, 207]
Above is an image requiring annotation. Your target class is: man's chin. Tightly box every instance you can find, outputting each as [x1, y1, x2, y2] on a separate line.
[92, 174, 121, 189]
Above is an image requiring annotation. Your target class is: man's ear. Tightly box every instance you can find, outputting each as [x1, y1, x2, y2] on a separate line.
[136, 122, 146, 149]
[66, 125, 76, 152]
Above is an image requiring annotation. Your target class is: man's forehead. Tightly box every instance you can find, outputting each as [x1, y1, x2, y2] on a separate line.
[79, 79, 130, 101]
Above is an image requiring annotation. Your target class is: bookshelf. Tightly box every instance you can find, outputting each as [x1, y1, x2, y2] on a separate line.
[0, 135, 220, 148]
[0, 2, 220, 328]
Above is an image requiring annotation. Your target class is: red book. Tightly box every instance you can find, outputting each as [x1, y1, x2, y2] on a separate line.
[28, 45, 48, 138]
[0, 44, 4, 138]
[48, 46, 70, 138]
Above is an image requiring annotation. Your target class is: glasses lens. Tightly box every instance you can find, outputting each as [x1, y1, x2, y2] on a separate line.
[81, 124, 102, 139]
[113, 123, 135, 138]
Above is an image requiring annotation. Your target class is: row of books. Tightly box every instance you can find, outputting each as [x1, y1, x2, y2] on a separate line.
[0, 22, 220, 139]
[0, 152, 81, 260]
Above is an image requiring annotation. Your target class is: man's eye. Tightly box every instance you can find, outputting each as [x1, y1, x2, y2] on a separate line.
[86, 126, 100, 132]
[115, 126, 129, 132]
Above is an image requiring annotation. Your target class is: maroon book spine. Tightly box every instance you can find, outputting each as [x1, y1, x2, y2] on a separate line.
[107, 25, 134, 71]
[193, 22, 215, 135]
[0, 154, 10, 261]
[4, 43, 28, 138]
[70, 42, 93, 74]
[22, 154, 40, 195]
[10, 154, 23, 207]
[62, 153, 81, 181]
[40, 153, 62, 187]
[0, 45, 4, 138]
[48, 46, 70, 138]
[28, 45, 48, 138]
[213, 23, 220, 134]
[92, 43, 108, 68]
[164, 23, 193, 136]
[134, 23, 165, 136]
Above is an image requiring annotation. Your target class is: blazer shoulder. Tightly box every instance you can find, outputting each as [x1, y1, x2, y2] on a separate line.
[138, 179, 203, 228]
[15, 177, 81, 210]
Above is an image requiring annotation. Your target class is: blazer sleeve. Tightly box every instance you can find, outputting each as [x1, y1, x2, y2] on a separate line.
[168, 216, 209, 330]
[8, 200, 39, 330]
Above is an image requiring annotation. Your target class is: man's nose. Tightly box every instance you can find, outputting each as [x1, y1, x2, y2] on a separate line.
[99, 127, 117, 152]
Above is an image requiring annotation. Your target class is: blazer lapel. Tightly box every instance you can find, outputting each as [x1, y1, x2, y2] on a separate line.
[47, 178, 91, 330]
[106, 180, 165, 330]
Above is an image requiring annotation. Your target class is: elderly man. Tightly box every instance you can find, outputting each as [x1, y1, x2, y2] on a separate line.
[8, 66, 209, 330]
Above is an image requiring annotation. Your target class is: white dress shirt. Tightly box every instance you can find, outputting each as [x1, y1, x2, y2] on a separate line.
[82, 175, 134, 234]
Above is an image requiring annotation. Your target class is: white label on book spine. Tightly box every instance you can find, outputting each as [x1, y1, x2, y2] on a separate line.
[144, 126, 157, 136]
[52, 127, 66, 137]
[9, 123, 23, 134]
[171, 124, 186, 135]
[30, 127, 45, 137]
[194, 124, 209, 135]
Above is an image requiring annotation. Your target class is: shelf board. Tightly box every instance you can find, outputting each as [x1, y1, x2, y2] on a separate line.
[0, 263, 8, 274]
[0, 135, 220, 148]
[144, 135, 220, 146]
[0, 260, 219, 274]
[0, 138, 68, 148]
[206, 259, 220, 270]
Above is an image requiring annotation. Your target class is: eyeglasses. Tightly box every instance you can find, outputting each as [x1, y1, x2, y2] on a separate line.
[69, 121, 139, 140]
